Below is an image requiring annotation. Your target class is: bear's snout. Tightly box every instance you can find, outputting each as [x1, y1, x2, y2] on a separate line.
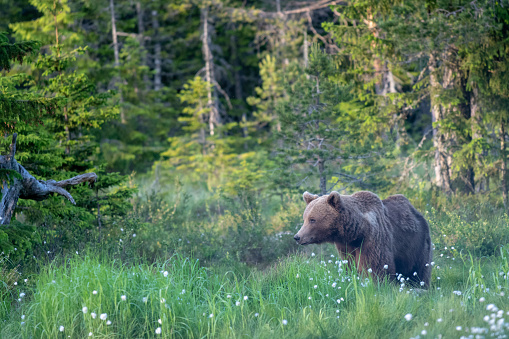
[294, 234, 301, 243]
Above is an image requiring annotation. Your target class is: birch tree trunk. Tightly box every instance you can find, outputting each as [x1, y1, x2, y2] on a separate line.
[201, 7, 220, 136]
[152, 8, 162, 91]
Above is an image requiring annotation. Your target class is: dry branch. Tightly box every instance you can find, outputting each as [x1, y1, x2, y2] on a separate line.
[0, 133, 97, 225]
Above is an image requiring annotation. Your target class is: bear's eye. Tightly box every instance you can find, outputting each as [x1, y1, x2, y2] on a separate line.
[309, 219, 316, 223]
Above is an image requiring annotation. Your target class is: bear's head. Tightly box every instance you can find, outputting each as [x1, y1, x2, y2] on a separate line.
[294, 191, 344, 245]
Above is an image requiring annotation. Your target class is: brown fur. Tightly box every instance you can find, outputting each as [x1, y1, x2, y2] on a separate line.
[295, 191, 432, 287]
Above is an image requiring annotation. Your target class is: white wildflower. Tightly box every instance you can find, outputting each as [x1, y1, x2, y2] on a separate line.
[89, 332, 93, 337]
[91, 312, 97, 319]
[100, 313, 107, 321]
[236, 301, 241, 306]
[82, 307, 88, 313]
[456, 326, 462, 331]
[92, 290, 97, 295]
[421, 330, 427, 335]
[404, 313, 412, 321]
[255, 313, 259, 317]
[106, 320, 111, 325]
[282, 319, 288, 325]
[143, 297, 148, 303]
[479, 297, 486, 302]
[383, 265, 388, 270]
[59, 326, 64, 332]
[158, 319, 162, 324]
[163, 271, 168, 277]
[155, 327, 162, 334]
[121, 295, 126, 301]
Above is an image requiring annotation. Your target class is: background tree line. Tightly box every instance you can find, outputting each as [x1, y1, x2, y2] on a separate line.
[2, 0, 509, 262]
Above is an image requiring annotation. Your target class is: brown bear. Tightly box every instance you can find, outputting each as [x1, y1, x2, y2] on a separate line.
[294, 191, 432, 287]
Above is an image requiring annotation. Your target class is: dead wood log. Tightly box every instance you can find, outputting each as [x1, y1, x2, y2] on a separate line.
[0, 133, 97, 225]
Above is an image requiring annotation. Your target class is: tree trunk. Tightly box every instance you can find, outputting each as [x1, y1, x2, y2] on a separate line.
[471, 85, 485, 192]
[230, 33, 247, 149]
[319, 159, 326, 196]
[152, 9, 162, 91]
[136, 2, 149, 86]
[429, 53, 453, 194]
[201, 7, 220, 136]
[501, 121, 508, 211]
[0, 134, 97, 225]
[110, 0, 126, 123]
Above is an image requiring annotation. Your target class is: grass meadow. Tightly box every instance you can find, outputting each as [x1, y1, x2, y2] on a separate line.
[2, 244, 509, 338]
[2, 192, 509, 338]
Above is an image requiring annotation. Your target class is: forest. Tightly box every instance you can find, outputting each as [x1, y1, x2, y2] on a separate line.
[3, 0, 509, 337]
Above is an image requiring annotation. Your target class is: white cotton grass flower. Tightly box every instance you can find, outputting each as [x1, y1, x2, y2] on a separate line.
[244, 296, 248, 300]
[479, 297, 486, 302]
[227, 294, 232, 299]
[158, 319, 162, 324]
[163, 271, 168, 277]
[456, 326, 462, 331]
[421, 330, 427, 335]
[282, 319, 288, 325]
[82, 306, 88, 313]
[106, 320, 111, 325]
[437, 318, 443, 322]
[420, 281, 425, 286]
[314, 285, 318, 289]
[100, 313, 107, 321]
[254, 313, 259, 317]
[21, 315, 25, 320]
[209, 313, 214, 318]
[367, 268, 372, 273]
[132, 234, 136, 237]
[155, 327, 162, 334]
[311, 253, 315, 257]
[383, 265, 389, 270]
[92, 290, 97, 295]
[160, 298, 166, 303]
[236, 301, 241, 306]
[19, 292, 25, 298]
[59, 326, 64, 332]
[121, 295, 126, 301]
[143, 297, 148, 303]
[404, 313, 412, 321]
[89, 332, 93, 337]
[91, 312, 97, 319]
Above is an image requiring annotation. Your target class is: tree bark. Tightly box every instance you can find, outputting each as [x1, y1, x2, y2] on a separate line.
[319, 159, 327, 196]
[151, 9, 162, 91]
[501, 121, 508, 211]
[429, 53, 453, 194]
[230, 33, 248, 149]
[0, 134, 97, 225]
[471, 85, 485, 192]
[201, 7, 220, 136]
[136, 2, 150, 86]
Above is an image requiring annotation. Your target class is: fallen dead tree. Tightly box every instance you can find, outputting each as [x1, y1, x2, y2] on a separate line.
[0, 133, 97, 225]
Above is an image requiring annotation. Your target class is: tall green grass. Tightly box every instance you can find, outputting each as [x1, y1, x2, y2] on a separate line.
[3, 245, 509, 338]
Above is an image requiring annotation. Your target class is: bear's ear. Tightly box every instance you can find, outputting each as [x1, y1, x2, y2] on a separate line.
[303, 191, 318, 205]
[327, 191, 342, 211]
